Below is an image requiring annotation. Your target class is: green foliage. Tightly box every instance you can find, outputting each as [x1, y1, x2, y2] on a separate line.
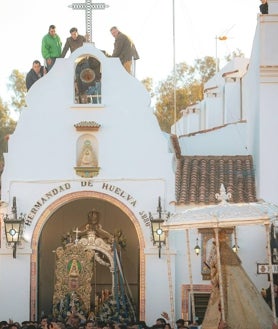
[0, 68, 25, 169]
[8, 69, 27, 111]
[0, 97, 16, 167]
[141, 77, 155, 98]
[224, 48, 245, 62]
[155, 56, 216, 133]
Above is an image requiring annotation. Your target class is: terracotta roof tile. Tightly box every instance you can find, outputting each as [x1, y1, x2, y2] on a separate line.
[170, 134, 181, 159]
[175, 155, 256, 205]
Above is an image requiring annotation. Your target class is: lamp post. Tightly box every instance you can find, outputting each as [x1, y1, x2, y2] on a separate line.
[172, 0, 177, 133]
[150, 197, 168, 258]
[215, 35, 227, 72]
[3, 197, 25, 258]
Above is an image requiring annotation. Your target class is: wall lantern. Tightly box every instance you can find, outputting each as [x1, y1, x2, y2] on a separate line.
[194, 237, 201, 256]
[3, 197, 25, 258]
[150, 197, 168, 258]
[232, 226, 239, 253]
[232, 244, 239, 253]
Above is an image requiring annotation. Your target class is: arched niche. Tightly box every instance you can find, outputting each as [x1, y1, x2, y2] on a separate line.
[74, 55, 102, 104]
[75, 134, 100, 177]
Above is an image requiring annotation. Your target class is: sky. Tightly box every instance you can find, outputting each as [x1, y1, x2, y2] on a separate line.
[0, 0, 260, 105]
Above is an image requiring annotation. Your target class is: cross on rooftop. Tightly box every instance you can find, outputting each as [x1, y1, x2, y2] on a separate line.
[68, 0, 109, 43]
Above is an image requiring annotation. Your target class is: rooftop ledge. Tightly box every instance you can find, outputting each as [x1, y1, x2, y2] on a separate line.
[70, 104, 105, 110]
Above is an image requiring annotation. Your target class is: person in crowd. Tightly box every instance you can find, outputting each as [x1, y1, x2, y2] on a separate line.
[260, 0, 268, 14]
[21, 321, 30, 329]
[41, 25, 62, 71]
[175, 319, 184, 329]
[25, 60, 47, 91]
[66, 314, 82, 329]
[83, 321, 94, 329]
[137, 321, 148, 329]
[39, 317, 48, 329]
[114, 325, 127, 329]
[7, 324, 20, 329]
[0, 321, 8, 329]
[263, 282, 278, 317]
[25, 325, 37, 329]
[175, 319, 189, 329]
[61, 27, 87, 58]
[110, 26, 139, 74]
[153, 318, 166, 329]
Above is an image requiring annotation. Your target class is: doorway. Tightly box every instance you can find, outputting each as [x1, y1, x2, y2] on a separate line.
[37, 197, 140, 320]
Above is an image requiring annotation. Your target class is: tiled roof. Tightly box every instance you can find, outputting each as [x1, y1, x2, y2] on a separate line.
[170, 134, 181, 159]
[175, 155, 256, 205]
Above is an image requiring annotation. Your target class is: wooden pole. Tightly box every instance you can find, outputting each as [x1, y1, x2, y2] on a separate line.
[214, 228, 225, 322]
[165, 232, 175, 328]
[186, 229, 196, 323]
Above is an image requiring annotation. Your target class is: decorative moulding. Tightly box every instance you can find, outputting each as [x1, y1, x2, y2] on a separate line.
[74, 121, 101, 131]
[74, 166, 100, 178]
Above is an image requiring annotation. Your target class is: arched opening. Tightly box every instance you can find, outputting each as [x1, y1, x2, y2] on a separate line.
[74, 55, 102, 104]
[30, 192, 145, 321]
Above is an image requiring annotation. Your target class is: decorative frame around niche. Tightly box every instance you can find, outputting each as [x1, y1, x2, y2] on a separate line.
[74, 133, 100, 178]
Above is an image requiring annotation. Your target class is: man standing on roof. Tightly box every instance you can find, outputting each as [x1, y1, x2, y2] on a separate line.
[41, 24, 62, 71]
[25, 60, 47, 91]
[260, 0, 268, 14]
[110, 26, 139, 74]
[61, 27, 87, 58]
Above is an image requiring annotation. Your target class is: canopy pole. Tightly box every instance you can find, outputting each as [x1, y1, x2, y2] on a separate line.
[214, 227, 225, 322]
[166, 232, 175, 328]
[185, 229, 196, 323]
[265, 223, 277, 324]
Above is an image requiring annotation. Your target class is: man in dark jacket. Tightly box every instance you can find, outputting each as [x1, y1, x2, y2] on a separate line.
[110, 26, 139, 74]
[25, 60, 47, 91]
[260, 0, 268, 14]
[61, 27, 87, 58]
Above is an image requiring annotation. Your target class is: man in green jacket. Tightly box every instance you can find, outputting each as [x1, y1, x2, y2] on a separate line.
[41, 25, 62, 71]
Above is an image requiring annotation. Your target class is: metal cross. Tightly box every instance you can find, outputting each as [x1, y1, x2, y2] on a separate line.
[73, 227, 81, 244]
[68, 0, 109, 43]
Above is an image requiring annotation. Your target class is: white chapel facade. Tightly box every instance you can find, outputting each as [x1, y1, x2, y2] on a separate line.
[1, 1, 278, 327]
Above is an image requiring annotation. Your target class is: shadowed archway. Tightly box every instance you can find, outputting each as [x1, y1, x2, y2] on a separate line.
[30, 191, 146, 321]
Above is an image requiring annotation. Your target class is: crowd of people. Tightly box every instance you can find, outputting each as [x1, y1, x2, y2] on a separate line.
[25, 24, 139, 91]
[2, 314, 278, 329]
[0, 315, 197, 329]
